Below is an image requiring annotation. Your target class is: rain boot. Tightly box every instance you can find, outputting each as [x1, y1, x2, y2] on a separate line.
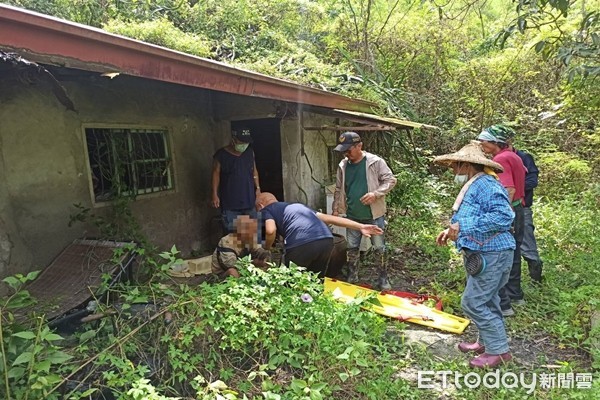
[378, 268, 392, 290]
[346, 249, 360, 283]
[376, 249, 391, 290]
[527, 259, 543, 284]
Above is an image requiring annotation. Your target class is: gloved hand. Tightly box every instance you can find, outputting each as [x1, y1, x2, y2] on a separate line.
[251, 248, 272, 270]
[252, 248, 271, 261]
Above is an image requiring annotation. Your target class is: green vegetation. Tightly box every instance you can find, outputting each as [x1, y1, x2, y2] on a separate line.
[0, 271, 73, 400]
[1, 261, 418, 399]
[2, 243, 599, 398]
[2, 0, 599, 398]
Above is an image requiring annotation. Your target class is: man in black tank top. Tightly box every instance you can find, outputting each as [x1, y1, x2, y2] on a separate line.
[211, 127, 262, 233]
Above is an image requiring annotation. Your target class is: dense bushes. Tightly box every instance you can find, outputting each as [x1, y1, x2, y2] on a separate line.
[1, 261, 420, 399]
[104, 19, 212, 58]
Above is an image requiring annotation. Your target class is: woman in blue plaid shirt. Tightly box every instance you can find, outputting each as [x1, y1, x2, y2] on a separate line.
[434, 141, 516, 368]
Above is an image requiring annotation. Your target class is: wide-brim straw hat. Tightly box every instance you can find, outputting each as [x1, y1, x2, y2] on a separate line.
[433, 141, 504, 172]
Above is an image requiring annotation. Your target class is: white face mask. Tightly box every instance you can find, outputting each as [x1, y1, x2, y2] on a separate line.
[454, 174, 469, 186]
[234, 143, 249, 153]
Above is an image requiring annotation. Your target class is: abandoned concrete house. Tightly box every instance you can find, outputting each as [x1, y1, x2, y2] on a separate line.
[0, 4, 427, 281]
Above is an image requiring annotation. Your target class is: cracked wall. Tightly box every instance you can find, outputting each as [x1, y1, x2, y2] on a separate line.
[0, 70, 338, 278]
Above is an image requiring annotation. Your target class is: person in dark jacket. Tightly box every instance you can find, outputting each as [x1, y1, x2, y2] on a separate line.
[506, 132, 543, 283]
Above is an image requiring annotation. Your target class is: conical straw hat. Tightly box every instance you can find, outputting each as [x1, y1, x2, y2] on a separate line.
[433, 141, 503, 172]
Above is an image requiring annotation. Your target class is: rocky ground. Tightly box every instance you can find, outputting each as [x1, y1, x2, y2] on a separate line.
[355, 248, 591, 370]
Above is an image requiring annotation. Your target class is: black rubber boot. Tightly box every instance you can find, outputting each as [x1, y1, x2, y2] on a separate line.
[527, 259, 543, 284]
[376, 249, 391, 290]
[346, 249, 360, 283]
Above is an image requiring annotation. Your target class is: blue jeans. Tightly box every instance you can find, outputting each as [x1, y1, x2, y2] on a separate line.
[461, 249, 513, 355]
[346, 216, 385, 251]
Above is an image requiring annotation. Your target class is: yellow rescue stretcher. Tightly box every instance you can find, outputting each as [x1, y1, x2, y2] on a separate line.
[324, 278, 470, 334]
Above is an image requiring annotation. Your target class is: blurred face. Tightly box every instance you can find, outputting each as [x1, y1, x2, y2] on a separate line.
[479, 140, 499, 155]
[235, 216, 257, 245]
[344, 142, 363, 163]
[451, 162, 468, 175]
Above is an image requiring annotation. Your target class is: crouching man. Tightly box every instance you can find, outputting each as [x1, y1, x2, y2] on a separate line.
[255, 192, 383, 278]
[211, 214, 271, 279]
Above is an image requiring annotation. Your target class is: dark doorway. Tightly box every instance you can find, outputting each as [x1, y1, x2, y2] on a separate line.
[232, 118, 284, 201]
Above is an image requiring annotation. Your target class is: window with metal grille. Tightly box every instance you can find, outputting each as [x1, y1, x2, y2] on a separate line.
[85, 128, 173, 202]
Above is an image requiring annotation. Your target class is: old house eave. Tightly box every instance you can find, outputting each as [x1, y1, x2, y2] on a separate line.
[0, 4, 375, 113]
[301, 107, 440, 131]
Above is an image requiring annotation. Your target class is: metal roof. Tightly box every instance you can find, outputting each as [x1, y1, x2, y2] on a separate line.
[302, 107, 439, 131]
[0, 4, 374, 112]
[0, 4, 438, 130]
[331, 109, 439, 130]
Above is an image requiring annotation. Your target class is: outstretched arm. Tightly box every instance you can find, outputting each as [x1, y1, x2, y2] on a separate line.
[316, 213, 383, 237]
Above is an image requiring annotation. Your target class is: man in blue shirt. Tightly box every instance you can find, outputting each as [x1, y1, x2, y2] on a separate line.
[434, 142, 515, 368]
[256, 192, 383, 277]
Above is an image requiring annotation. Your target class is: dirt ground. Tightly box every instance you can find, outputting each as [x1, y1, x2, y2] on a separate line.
[354, 248, 592, 370]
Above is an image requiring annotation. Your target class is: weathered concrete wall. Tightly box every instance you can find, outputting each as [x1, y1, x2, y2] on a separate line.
[280, 112, 338, 211]
[0, 81, 86, 278]
[68, 78, 226, 256]
[0, 153, 34, 280]
[0, 76, 237, 277]
[0, 73, 338, 278]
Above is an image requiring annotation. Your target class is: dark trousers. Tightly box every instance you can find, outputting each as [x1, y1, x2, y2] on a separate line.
[500, 203, 525, 310]
[284, 238, 334, 277]
[522, 207, 543, 283]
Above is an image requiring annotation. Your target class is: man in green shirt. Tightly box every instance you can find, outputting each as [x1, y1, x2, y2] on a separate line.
[332, 132, 397, 289]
